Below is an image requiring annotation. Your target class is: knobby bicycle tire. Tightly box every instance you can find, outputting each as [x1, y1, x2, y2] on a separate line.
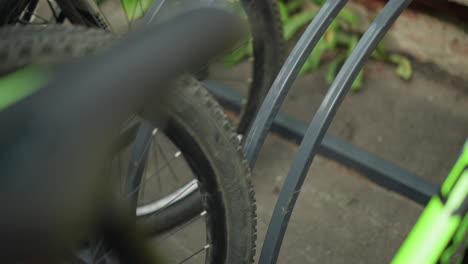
[0, 25, 257, 264]
[57, 0, 285, 135]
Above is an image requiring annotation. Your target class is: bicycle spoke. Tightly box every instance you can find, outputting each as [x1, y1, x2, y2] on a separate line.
[127, 0, 141, 29]
[138, 155, 149, 201]
[22, 12, 49, 24]
[91, 239, 105, 262]
[93, 249, 112, 264]
[159, 210, 206, 241]
[135, 0, 145, 24]
[137, 127, 159, 200]
[118, 0, 131, 28]
[69, 251, 90, 264]
[157, 140, 180, 182]
[140, 150, 181, 191]
[150, 129, 163, 194]
[146, 150, 181, 181]
[92, 208, 207, 264]
[140, 0, 167, 26]
[123, 125, 189, 205]
[149, 147, 182, 185]
[46, 0, 59, 22]
[178, 244, 210, 264]
[92, 209, 207, 264]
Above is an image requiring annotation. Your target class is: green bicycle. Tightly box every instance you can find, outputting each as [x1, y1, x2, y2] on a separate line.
[392, 143, 468, 263]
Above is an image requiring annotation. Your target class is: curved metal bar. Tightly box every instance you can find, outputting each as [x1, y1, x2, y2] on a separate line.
[242, 0, 348, 168]
[258, 0, 413, 263]
[141, 0, 167, 25]
[125, 120, 154, 209]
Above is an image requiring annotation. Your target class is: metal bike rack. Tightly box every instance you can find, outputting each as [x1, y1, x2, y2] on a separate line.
[204, 82, 438, 205]
[204, 0, 440, 263]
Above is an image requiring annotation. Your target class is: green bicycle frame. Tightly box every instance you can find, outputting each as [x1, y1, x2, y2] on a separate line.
[392, 143, 468, 264]
[0, 66, 49, 111]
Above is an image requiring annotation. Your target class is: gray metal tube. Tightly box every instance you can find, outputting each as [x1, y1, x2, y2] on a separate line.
[242, 0, 349, 168]
[258, 0, 413, 263]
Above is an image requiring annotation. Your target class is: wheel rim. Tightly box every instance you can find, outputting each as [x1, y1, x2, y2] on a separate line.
[136, 179, 199, 216]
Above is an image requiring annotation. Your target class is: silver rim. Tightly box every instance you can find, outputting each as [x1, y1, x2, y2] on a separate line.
[136, 179, 199, 216]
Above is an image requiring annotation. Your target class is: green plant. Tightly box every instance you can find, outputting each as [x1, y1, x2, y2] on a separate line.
[97, 0, 152, 19]
[224, 0, 412, 91]
[121, 0, 153, 19]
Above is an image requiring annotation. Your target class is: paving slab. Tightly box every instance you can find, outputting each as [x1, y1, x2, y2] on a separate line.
[254, 135, 422, 263]
[211, 59, 468, 263]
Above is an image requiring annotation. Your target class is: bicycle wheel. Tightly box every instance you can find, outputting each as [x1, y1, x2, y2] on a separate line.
[3, 0, 284, 135]
[0, 0, 30, 24]
[0, 0, 279, 240]
[0, 25, 257, 264]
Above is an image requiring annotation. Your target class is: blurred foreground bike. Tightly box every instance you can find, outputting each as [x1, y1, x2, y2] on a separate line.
[0, 7, 256, 264]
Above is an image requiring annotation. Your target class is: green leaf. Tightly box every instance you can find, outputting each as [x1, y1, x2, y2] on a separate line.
[284, 11, 317, 40]
[285, 0, 304, 12]
[347, 35, 359, 55]
[351, 69, 364, 91]
[223, 42, 251, 67]
[329, 18, 340, 31]
[346, 35, 364, 90]
[246, 40, 253, 56]
[308, 37, 326, 70]
[300, 37, 326, 73]
[335, 31, 353, 46]
[371, 41, 387, 59]
[324, 30, 334, 50]
[325, 53, 363, 91]
[323, 20, 339, 50]
[122, 0, 153, 20]
[325, 53, 347, 84]
[313, 0, 327, 5]
[389, 54, 412, 81]
[376, 41, 386, 55]
[338, 8, 359, 26]
[300, 56, 315, 74]
[278, 1, 290, 23]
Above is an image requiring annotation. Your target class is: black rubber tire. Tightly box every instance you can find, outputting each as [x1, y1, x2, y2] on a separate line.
[0, 25, 257, 264]
[1, 0, 285, 134]
[237, 0, 284, 135]
[54, 0, 285, 135]
[142, 76, 257, 263]
[0, 25, 115, 75]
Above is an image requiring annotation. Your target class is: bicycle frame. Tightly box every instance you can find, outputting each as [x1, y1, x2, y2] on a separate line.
[241, 0, 467, 263]
[392, 144, 468, 263]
